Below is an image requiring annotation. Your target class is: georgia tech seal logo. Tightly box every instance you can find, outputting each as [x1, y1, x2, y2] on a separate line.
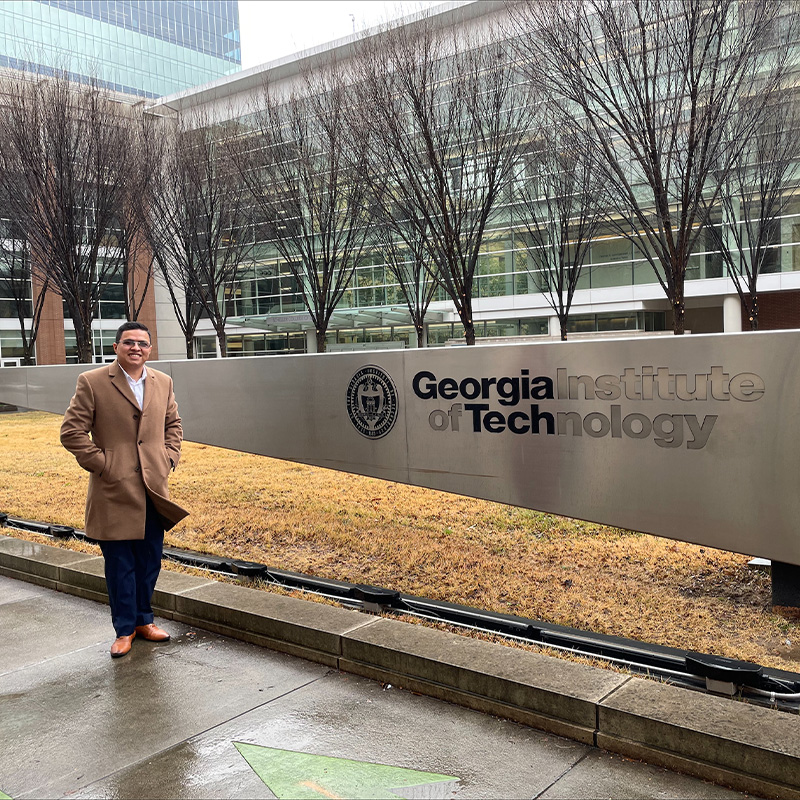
[347, 365, 398, 439]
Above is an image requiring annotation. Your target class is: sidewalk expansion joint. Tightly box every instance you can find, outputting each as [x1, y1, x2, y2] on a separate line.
[342, 615, 384, 634]
[0, 639, 109, 681]
[595, 675, 634, 745]
[597, 675, 634, 705]
[532, 750, 593, 800]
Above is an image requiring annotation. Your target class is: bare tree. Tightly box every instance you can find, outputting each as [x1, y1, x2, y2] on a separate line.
[0, 203, 48, 365]
[149, 114, 253, 357]
[117, 111, 161, 322]
[145, 113, 204, 358]
[509, 0, 796, 334]
[706, 93, 800, 330]
[371, 195, 440, 347]
[146, 144, 205, 359]
[354, 15, 538, 345]
[186, 122, 254, 357]
[513, 118, 607, 340]
[232, 63, 373, 353]
[0, 71, 140, 362]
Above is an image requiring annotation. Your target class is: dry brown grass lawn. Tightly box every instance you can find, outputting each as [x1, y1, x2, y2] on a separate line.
[1, 410, 797, 672]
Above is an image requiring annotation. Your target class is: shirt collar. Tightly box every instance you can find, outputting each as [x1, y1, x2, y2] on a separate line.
[119, 363, 148, 385]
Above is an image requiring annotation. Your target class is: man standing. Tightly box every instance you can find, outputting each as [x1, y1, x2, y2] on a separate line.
[61, 322, 189, 658]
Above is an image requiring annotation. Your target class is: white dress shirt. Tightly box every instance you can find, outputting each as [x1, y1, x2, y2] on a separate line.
[120, 364, 147, 410]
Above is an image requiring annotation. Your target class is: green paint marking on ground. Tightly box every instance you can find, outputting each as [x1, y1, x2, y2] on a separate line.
[0, 791, 12, 799]
[235, 742, 459, 800]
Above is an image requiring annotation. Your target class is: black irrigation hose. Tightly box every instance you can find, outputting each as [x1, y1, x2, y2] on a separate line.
[3, 512, 799, 711]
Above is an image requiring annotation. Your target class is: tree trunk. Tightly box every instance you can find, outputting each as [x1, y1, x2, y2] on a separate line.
[460, 290, 476, 345]
[123, 273, 132, 323]
[560, 317, 568, 341]
[672, 288, 686, 335]
[316, 329, 327, 353]
[749, 295, 759, 331]
[20, 333, 36, 364]
[75, 323, 94, 363]
[185, 337, 195, 359]
[463, 322, 476, 346]
[415, 323, 426, 347]
[216, 327, 228, 358]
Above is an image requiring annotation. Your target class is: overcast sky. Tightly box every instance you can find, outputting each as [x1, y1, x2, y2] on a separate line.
[237, 1, 450, 70]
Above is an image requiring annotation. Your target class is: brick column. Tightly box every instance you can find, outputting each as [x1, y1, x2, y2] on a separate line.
[128, 238, 159, 360]
[31, 273, 66, 365]
[750, 290, 800, 330]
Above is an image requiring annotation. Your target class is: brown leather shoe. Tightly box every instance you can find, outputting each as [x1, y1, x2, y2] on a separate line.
[110, 633, 135, 658]
[134, 623, 170, 642]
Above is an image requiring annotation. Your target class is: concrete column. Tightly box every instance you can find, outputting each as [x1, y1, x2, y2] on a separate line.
[723, 295, 743, 333]
[153, 279, 187, 361]
[549, 316, 561, 339]
[305, 329, 318, 353]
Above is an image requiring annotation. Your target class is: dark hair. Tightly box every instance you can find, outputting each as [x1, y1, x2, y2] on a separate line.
[115, 321, 151, 343]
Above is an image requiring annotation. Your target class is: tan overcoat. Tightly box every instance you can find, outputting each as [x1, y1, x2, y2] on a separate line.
[60, 361, 189, 541]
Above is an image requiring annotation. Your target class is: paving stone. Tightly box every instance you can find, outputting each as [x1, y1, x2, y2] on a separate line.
[0, 585, 110, 674]
[58, 554, 106, 596]
[0, 573, 45, 606]
[151, 569, 214, 612]
[0, 543, 794, 800]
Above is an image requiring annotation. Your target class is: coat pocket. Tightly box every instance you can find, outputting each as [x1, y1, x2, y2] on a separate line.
[101, 449, 116, 483]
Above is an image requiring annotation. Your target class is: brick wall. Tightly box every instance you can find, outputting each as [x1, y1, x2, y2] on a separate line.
[128, 241, 159, 360]
[743, 290, 800, 331]
[31, 273, 66, 366]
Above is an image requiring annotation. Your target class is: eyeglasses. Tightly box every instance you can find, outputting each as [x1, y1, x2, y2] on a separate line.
[118, 339, 152, 349]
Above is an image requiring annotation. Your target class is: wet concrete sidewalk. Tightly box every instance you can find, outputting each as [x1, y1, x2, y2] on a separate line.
[0, 573, 760, 800]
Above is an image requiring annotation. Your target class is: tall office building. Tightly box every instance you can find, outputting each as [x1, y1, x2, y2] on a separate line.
[0, 1, 240, 367]
[0, 0, 240, 98]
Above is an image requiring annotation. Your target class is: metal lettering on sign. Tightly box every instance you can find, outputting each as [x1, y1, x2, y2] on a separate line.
[1, 331, 798, 565]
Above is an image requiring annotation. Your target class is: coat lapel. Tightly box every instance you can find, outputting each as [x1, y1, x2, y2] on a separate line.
[142, 370, 156, 414]
[108, 361, 141, 410]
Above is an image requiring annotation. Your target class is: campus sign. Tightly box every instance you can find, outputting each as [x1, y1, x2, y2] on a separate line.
[1, 331, 798, 565]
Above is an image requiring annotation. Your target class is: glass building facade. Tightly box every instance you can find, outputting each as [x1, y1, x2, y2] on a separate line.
[182, 1, 799, 358]
[0, 1, 241, 367]
[0, 0, 240, 98]
[197, 189, 794, 355]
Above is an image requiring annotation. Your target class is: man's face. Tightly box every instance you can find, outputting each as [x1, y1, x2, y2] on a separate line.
[113, 330, 152, 374]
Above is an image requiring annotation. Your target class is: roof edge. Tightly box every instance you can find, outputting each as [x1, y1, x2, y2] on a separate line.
[145, 0, 500, 115]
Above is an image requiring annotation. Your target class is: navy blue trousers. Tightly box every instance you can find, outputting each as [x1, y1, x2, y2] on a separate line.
[99, 495, 164, 637]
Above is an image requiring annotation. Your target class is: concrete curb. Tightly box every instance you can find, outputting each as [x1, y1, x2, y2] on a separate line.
[2, 534, 799, 800]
